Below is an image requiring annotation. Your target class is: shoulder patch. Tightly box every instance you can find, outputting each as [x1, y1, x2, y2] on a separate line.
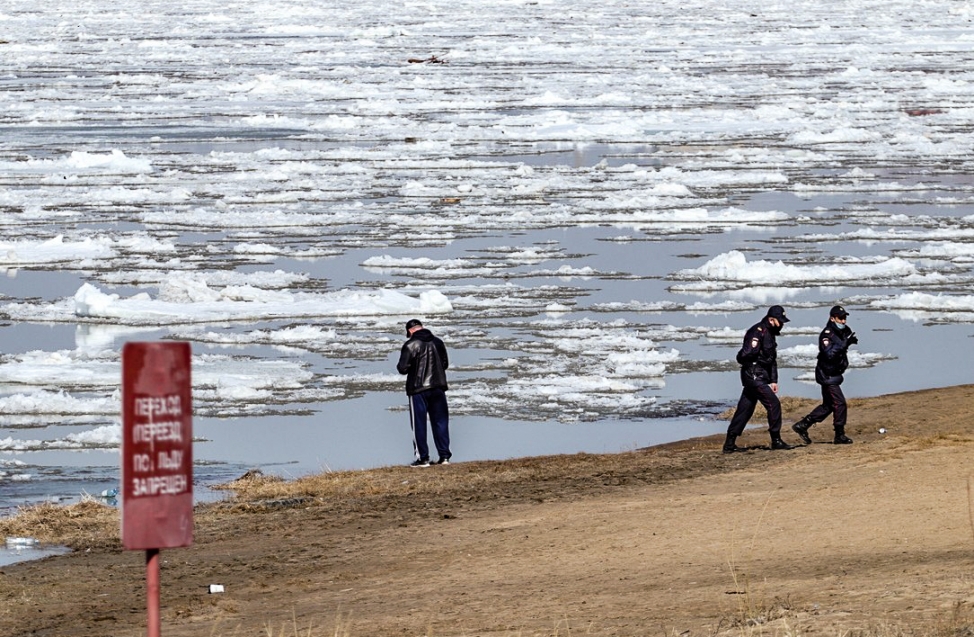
[822, 338, 830, 347]
[751, 338, 760, 348]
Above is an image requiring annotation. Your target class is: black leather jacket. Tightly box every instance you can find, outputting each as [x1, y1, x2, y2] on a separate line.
[815, 321, 852, 385]
[735, 317, 779, 386]
[397, 328, 449, 395]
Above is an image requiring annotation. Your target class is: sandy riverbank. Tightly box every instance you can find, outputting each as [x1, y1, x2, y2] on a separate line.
[2, 385, 974, 637]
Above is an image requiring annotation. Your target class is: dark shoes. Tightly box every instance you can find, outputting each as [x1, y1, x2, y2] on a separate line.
[722, 435, 744, 454]
[791, 418, 812, 445]
[770, 437, 795, 450]
[725, 434, 797, 452]
[790, 419, 853, 444]
[412, 457, 451, 467]
[834, 431, 853, 444]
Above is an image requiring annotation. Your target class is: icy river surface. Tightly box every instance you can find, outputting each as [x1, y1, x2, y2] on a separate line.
[2, 0, 974, 529]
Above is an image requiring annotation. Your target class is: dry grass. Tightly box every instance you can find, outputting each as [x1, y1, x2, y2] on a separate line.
[713, 601, 974, 637]
[721, 492, 798, 634]
[189, 611, 346, 637]
[0, 428, 795, 547]
[261, 609, 351, 637]
[210, 451, 653, 504]
[0, 495, 118, 549]
[2, 447, 732, 546]
[902, 433, 974, 451]
[843, 603, 974, 637]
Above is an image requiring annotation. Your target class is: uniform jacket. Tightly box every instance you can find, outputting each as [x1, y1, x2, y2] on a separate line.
[735, 317, 779, 386]
[397, 328, 449, 396]
[815, 320, 852, 385]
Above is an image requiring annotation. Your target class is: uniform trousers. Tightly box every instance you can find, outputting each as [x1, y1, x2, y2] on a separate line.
[805, 383, 847, 429]
[727, 381, 782, 438]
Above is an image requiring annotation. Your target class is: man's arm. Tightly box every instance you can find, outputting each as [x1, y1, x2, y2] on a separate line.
[763, 328, 778, 385]
[735, 326, 761, 364]
[436, 338, 449, 370]
[819, 331, 847, 361]
[396, 343, 413, 375]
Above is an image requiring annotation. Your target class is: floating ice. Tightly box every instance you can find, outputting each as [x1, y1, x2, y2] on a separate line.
[3, 281, 453, 326]
[672, 251, 924, 290]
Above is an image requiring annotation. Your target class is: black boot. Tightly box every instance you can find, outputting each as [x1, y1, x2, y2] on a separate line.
[791, 417, 813, 445]
[770, 436, 794, 450]
[833, 426, 853, 444]
[722, 434, 744, 454]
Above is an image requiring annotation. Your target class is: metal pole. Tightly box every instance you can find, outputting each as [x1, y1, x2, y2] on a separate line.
[146, 548, 161, 637]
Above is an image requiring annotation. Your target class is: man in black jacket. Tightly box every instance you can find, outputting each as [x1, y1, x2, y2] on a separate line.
[723, 305, 795, 454]
[792, 305, 857, 445]
[397, 318, 452, 467]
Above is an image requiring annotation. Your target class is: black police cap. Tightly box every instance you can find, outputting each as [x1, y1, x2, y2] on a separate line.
[766, 305, 790, 323]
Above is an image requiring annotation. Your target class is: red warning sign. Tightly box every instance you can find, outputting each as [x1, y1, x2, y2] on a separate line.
[121, 342, 194, 550]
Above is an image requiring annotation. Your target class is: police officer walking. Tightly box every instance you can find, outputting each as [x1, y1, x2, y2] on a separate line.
[792, 305, 857, 445]
[723, 305, 795, 454]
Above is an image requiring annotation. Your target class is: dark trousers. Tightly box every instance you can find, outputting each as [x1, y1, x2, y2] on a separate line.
[806, 383, 847, 429]
[727, 382, 782, 438]
[409, 388, 450, 462]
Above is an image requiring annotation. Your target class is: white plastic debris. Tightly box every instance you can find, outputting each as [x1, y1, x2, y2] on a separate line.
[6, 537, 39, 547]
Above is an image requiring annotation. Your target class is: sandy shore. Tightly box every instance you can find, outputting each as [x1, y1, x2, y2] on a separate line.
[2, 385, 974, 637]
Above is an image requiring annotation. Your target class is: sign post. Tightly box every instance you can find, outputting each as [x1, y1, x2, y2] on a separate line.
[121, 342, 194, 637]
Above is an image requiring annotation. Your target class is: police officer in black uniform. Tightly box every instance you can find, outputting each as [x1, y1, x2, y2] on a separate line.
[792, 305, 857, 445]
[723, 305, 795, 454]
